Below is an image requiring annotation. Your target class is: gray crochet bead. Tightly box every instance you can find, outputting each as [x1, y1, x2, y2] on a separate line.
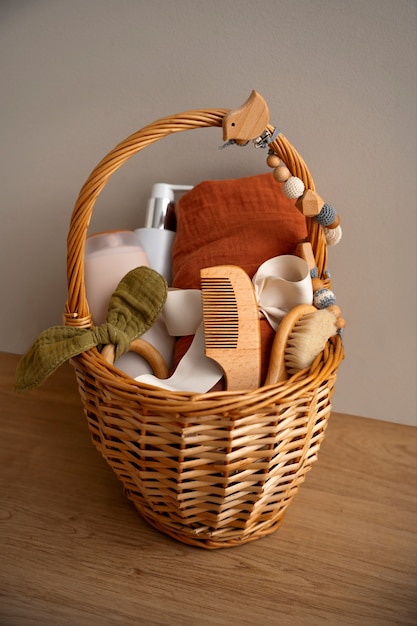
[315, 203, 336, 226]
[313, 288, 336, 309]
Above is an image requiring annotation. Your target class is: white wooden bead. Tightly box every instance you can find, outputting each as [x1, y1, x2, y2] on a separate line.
[272, 165, 291, 183]
[283, 176, 305, 199]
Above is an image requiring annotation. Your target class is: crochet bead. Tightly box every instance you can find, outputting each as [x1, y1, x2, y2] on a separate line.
[315, 203, 337, 226]
[324, 225, 343, 246]
[266, 153, 281, 168]
[283, 176, 305, 199]
[272, 165, 291, 183]
[313, 288, 336, 309]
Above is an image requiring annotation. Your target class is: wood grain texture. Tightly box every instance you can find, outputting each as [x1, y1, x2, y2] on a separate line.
[1, 352, 416, 626]
[201, 265, 261, 390]
[222, 90, 270, 143]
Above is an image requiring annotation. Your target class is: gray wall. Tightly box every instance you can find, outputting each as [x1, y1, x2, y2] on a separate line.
[1, 0, 416, 425]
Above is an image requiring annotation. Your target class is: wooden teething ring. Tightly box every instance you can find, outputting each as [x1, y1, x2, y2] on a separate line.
[100, 339, 169, 379]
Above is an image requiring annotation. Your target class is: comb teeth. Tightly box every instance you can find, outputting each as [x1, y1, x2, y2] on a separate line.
[200, 265, 262, 391]
[200, 277, 238, 348]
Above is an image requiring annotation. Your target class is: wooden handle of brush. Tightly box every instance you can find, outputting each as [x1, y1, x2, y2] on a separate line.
[264, 304, 317, 386]
[101, 339, 169, 379]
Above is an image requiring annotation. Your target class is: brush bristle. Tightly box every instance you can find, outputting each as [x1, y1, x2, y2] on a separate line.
[285, 309, 338, 374]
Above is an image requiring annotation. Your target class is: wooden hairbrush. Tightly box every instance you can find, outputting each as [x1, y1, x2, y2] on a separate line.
[200, 265, 261, 391]
[265, 304, 345, 385]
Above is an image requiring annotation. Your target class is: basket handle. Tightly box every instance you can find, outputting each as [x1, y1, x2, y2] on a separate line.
[64, 107, 327, 328]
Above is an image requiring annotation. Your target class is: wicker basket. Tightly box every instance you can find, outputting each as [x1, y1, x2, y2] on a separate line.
[64, 105, 344, 549]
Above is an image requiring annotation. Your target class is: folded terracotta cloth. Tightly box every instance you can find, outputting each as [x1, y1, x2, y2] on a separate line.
[171, 172, 308, 386]
[15, 266, 167, 393]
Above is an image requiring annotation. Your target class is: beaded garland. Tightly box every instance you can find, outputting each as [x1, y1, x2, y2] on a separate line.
[266, 151, 342, 314]
[266, 154, 342, 247]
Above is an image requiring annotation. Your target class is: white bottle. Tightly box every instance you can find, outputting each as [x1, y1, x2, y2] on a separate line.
[134, 183, 193, 285]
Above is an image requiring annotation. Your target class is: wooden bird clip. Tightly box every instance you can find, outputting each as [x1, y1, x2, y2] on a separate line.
[222, 90, 270, 145]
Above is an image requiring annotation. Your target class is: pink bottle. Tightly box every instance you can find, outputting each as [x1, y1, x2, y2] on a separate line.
[84, 229, 175, 377]
[85, 230, 150, 325]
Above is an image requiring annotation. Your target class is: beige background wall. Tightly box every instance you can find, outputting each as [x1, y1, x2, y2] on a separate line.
[1, 0, 416, 425]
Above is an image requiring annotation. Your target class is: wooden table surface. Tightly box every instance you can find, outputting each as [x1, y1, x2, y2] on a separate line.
[1, 351, 416, 626]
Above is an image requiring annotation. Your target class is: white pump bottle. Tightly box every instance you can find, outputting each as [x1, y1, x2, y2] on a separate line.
[135, 183, 193, 285]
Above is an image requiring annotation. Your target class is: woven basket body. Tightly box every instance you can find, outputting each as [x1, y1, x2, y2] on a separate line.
[65, 108, 344, 549]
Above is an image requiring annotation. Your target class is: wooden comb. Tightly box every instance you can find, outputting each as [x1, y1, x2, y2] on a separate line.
[200, 265, 261, 391]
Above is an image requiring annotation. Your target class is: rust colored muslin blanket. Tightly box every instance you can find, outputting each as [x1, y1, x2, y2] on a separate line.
[15, 266, 168, 393]
[171, 172, 308, 385]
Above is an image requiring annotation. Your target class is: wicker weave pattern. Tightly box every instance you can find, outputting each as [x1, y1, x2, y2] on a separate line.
[66, 107, 344, 548]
